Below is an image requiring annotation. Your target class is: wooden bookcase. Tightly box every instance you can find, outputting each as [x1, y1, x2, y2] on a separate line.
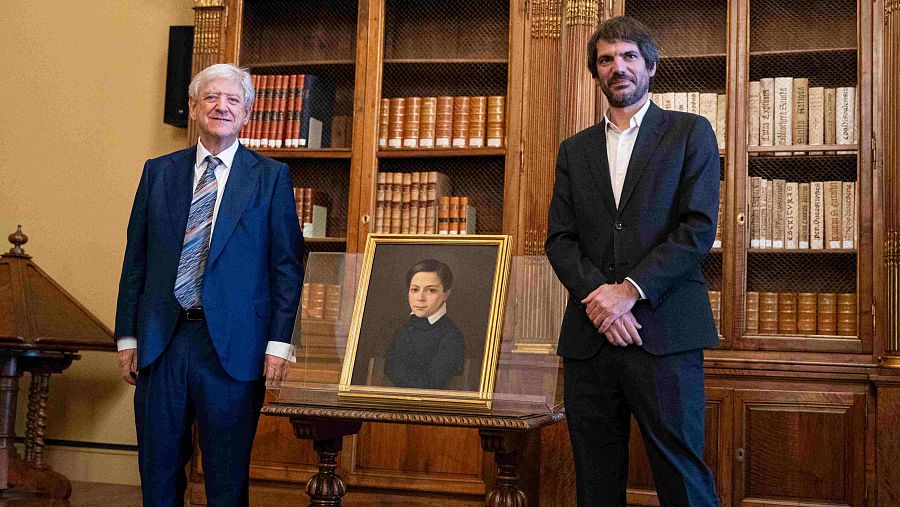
[185, 0, 899, 505]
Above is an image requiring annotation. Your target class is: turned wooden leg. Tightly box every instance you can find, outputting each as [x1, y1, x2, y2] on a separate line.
[0, 355, 20, 491]
[305, 438, 346, 507]
[480, 429, 528, 507]
[25, 373, 38, 464]
[290, 418, 362, 507]
[30, 373, 49, 468]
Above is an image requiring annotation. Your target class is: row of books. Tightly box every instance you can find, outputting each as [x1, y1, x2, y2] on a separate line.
[746, 291, 856, 336]
[437, 196, 477, 235]
[651, 92, 727, 150]
[374, 171, 448, 234]
[749, 80, 856, 153]
[748, 178, 855, 249]
[379, 96, 506, 150]
[301, 283, 341, 321]
[239, 74, 336, 149]
[292, 187, 328, 237]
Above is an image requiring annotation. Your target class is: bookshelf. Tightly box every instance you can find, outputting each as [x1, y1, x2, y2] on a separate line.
[185, 0, 897, 504]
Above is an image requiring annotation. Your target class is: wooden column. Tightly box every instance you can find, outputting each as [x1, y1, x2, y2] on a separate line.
[186, 0, 228, 145]
[518, 0, 562, 255]
[559, 0, 600, 140]
[883, 0, 900, 367]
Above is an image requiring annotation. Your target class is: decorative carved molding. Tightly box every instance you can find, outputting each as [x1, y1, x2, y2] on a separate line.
[263, 405, 564, 430]
[531, 0, 563, 39]
[565, 0, 600, 27]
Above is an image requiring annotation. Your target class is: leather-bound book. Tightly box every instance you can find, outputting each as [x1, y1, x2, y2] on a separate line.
[452, 96, 470, 148]
[467, 96, 487, 148]
[435, 96, 454, 148]
[388, 97, 405, 149]
[837, 292, 857, 336]
[758, 291, 779, 334]
[745, 291, 760, 334]
[486, 96, 506, 148]
[796, 292, 818, 334]
[816, 292, 837, 335]
[378, 98, 390, 149]
[403, 96, 421, 148]
[777, 292, 797, 334]
[419, 97, 437, 148]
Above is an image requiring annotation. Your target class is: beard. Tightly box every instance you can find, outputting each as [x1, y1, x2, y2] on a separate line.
[602, 74, 650, 108]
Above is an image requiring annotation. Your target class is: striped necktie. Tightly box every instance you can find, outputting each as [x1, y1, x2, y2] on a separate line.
[174, 155, 221, 309]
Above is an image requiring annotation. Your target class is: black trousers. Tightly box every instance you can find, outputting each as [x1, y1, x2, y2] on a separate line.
[563, 345, 718, 507]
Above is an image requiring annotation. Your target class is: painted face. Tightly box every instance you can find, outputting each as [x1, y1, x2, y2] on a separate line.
[189, 77, 250, 150]
[593, 39, 655, 108]
[408, 271, 449, 319]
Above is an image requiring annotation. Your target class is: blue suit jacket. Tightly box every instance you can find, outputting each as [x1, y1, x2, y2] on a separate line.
[115, 144, 304, 381]
[545, 102, 720, 357]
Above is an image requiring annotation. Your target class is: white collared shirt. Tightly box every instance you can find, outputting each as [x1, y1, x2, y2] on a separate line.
[412, 303, 447, 324]
[603, 99, 651, 300]
[117, 139, 295, 362]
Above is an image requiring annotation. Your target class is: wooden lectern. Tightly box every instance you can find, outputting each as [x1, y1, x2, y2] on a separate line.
[0, 227, 116, 501]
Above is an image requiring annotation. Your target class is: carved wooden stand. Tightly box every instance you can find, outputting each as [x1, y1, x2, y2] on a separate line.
[268, 408, 562, 507]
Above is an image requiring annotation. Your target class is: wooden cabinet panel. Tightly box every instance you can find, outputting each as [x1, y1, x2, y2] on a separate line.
[345, 422, 487, 495]
[734, 388, 865, 506]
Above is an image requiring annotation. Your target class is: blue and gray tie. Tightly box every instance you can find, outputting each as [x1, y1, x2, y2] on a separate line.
[174, 155, 221, 309]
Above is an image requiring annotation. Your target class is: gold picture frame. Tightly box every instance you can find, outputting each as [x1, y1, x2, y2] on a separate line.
[338, 234, 512, 410]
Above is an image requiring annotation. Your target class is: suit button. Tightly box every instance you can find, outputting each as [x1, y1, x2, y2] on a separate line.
[608, 263, 615, 272]
[615, 222, 623, 230]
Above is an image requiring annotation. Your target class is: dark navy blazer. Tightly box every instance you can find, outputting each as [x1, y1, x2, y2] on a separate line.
[115, 144, 304, 381]
[545, 102, 720, 357]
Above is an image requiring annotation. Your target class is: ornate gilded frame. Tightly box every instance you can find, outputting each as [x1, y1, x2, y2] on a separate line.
[338, 234, 512, 410]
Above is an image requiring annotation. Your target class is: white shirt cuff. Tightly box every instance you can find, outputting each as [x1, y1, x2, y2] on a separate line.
[266, 341, 296, 362]
[624, 277, 646, 300]
[116, 337, 137, 351]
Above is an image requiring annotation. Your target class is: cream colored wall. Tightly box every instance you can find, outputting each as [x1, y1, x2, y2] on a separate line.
[0, 0, 194, 482]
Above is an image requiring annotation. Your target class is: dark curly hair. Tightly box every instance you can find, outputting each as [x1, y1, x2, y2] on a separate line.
[587, 16, 660, 80]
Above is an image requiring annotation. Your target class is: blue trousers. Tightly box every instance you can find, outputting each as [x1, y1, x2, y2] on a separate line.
[134, 317, 265, 506]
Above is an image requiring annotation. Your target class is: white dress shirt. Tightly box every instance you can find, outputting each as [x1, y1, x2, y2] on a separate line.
[603, 99, 651, 300]
[117, 139, 295, 362]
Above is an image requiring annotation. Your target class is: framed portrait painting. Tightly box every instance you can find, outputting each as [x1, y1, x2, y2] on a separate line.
[338, 234, 512, 410]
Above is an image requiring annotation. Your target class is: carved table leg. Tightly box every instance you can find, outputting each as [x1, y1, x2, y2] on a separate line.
[0, 355, 20, 492]
[24, 374, 38, 464]
[480, 429, 528, 507]
[30, 373, 49, 468]
[290, 418, 362, 507]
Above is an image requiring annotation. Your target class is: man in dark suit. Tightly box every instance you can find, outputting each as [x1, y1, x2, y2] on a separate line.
[545, 16, 720, 506]
[115, 63, 304, 505]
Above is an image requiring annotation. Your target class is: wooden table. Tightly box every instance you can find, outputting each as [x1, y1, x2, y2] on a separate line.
[262, 403, 565, 506]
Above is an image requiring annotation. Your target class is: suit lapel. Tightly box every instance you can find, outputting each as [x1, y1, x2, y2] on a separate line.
[165, 147, 197, 244]
[582, 124, 617, 217]
[618, 103, 667, 212]
[207, 145, 259, 268]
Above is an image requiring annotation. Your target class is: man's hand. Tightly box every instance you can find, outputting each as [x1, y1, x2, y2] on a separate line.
[264, 354, 289, 387]
[581, 282, 640, 332]
[117, 349, 138, 385]
[602, 311, 643, 347]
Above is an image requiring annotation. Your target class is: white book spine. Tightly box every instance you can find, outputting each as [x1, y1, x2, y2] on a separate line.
[842, 181, 855, 249]
[825, 181, 843, 249]
[674, 92, 688, 112]
[773, 77, 793, 154]
[687, 92, 700, 115]
[810, 181, 825, 249]
[836, 86, 856, 148]
[716, 94, 727, 150]
[808, 86, 825, 153]
[748, 81, 760, 147]
[799, 182, 811, 248]
[772, 179, 786, 248]
[759, 78, 775, 147]
[785, 182, 799, 249]
[699, 93, 718, 134]
[663, 92, 675, 110]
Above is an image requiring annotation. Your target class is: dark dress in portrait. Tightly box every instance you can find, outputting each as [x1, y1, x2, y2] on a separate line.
[384, 314, 464, 389]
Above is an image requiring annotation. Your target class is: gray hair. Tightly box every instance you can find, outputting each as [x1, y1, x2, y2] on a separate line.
[188, 63, 255, 109]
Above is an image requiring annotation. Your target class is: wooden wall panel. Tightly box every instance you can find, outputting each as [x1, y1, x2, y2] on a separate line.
[876, 381, 900, 505]
[734, 388, 865, 507]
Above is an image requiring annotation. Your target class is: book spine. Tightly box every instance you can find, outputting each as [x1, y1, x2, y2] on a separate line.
[808, 86, 824, 154]
[773, 77, 793, 155]
[486, 95, 506, 148]
[792, 78, 809, 154]
[468, 96, 486, 148]
[799, 182, 811, 248]
[784, 182, 799, 249]
[745, 291, 760, 334]
[837, 293, 857, 336]
[388, 97, 405, 149]
[759, 78, 775, 147]
[378, 98, 390, 149]
[777, 292, 797, 334]
[758, 292, 779, 334]
[438, 196, 450, 234]
[448, 196, 460, 234]
[687, 92, 700, 115]
[400, 172, 412, 233]
[772, 179, 786, 248]
[374, 172, 387, 233]
[419, 97, 437, 148]
[452, 96, 470, 148]
[836, 86, 856, 151]
[435, 96, 454, 148]
[409, 171, 420, 233]
[390, 172, 402, 233]
[825, 180, 842, 249]
[674, 92, 687, 112]
[824, 88, 837, 145]
[716, 94, 727, 150]
[699, 93, 718, 136]
[750, 176, 762, 248]
[842, 181, 855, 249]
[810, 181, 825, 249]
[817, 292, 837, 335]
[748, 81, 760, 147]
[797, 292, 818, 334]
[403, 96, 422, 148]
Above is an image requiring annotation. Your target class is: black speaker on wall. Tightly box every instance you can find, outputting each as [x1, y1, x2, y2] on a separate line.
[164, 25, 194, 128]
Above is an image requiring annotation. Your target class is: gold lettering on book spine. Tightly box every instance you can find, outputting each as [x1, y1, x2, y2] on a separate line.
[883, 2, 900, 365]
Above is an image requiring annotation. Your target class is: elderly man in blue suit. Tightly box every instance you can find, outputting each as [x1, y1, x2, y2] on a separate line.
[546, 16, 720, 507]
[115, 63, 304, 506]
